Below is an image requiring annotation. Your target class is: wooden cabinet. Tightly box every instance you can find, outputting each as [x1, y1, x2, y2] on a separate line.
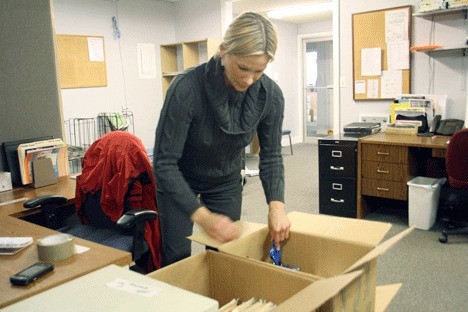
[160, 38, 221, 97]
[318, 137, 358, 218]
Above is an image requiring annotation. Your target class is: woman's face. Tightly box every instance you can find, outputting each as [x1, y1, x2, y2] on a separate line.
[221, 52, 270, 92]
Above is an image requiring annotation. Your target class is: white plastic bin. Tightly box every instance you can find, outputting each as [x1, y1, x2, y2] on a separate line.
[407, 177, 446, 230]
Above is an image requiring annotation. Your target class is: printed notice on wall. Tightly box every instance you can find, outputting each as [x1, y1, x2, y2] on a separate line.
[87, 37, 105, 62]
[137, 43, 157, 79]
[361, 48, 381, 76]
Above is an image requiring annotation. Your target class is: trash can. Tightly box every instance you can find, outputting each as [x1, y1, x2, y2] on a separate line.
[407, 177, 446, 230]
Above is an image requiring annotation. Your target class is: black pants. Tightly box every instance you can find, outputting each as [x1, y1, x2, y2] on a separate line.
[157, 178, 243, 267]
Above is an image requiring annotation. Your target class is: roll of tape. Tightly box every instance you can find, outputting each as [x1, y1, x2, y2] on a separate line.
[37, 234, 74, 262]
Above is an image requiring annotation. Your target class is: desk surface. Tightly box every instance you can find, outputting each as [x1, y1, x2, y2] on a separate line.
[359, 132, 450, 149]
[0, 176, 76, 217]
[0, 216, 132, 308]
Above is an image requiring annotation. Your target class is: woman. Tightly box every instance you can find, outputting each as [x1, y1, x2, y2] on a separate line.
[154, 12, 290, 267]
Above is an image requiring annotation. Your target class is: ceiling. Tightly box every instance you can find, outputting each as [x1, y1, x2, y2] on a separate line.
[232, 0, 333, 24]
[158, 0, 333, 25]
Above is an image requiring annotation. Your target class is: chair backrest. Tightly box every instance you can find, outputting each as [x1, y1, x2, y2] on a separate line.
[76, 131, 157, 223]
[446, 128, 468, 190]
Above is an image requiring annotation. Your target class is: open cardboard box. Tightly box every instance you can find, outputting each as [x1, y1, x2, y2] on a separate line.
[189, 212, 413, 311]
[148, 250, 364, 311]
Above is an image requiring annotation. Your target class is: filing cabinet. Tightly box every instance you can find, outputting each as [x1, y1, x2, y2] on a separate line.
[318, 136, 359, 218]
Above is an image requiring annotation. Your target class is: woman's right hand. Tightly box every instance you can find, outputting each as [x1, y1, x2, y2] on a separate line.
[191, 206, 240, 242]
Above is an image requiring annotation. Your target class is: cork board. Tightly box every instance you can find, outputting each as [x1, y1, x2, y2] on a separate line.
[56, 34, 107, 88]
[352, 6, 411, 100]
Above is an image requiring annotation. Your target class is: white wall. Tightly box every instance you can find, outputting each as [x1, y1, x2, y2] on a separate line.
[54, 0, 175, 149]
[339, 0, 467, 128]
[173, 0, 224, 41]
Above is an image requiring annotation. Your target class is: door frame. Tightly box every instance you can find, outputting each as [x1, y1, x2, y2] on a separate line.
[297, 1, 340, 143]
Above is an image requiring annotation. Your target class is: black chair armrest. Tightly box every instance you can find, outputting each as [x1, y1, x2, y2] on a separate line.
[116, 209, 158, 231]
[23, 195, 68, 209]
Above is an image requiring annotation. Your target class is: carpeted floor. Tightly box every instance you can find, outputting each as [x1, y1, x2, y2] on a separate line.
[192, 143, 468, 312]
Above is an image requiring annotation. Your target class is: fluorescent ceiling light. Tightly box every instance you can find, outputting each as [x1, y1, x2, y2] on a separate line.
[267, 2, 333, 20]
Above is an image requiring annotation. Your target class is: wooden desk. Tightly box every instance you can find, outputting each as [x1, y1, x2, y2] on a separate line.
[0, 216, 132, 308]
[357, 133, 449, 218]
[0, 176, 76, 218]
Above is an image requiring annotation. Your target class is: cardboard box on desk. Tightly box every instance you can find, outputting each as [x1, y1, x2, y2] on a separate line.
[147, 250, 363, 311]
[189, 212, 413, 312]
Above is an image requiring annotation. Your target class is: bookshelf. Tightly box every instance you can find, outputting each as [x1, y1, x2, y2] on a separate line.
[160, 38, 221, 97]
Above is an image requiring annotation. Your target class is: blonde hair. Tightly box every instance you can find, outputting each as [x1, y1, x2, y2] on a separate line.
[218, 12, 278, 61]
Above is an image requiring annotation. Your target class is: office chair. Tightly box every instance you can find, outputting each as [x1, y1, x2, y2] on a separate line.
[438, 128, 468, 243]
[24, 131, 162, 272]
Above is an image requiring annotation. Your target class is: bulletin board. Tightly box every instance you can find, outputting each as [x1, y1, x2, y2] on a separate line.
[56, 34, 107, 89]
[352, 6, 411, 101]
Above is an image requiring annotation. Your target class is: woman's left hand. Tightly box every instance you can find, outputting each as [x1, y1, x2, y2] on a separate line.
[268, 201, 290, 249]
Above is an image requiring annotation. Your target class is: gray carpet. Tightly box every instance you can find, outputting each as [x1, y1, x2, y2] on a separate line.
[193, 143, 468, 311]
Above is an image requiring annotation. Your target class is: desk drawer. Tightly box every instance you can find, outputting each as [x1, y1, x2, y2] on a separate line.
[361, 144, 407, 164]
[361, 161, 407, 182]
[362, 178, 407, 200]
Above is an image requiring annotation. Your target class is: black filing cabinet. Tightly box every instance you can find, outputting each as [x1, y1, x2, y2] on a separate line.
[318, 135, 359, 218]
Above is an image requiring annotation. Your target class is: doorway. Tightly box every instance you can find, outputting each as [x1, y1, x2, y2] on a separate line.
[302, 35, 333, 140]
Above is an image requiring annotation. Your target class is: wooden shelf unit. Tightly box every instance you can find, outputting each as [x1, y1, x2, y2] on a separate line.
[160, 38, 221, 97]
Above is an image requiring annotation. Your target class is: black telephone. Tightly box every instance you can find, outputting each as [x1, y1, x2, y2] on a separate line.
[433, 117, 464, 136]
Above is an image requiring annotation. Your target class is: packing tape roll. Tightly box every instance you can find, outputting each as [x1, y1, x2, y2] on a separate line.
[37, 234, 74, 262]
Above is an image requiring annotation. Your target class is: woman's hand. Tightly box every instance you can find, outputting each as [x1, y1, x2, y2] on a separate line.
[191, 206, 240, 242]
[268, 201, 290, 249]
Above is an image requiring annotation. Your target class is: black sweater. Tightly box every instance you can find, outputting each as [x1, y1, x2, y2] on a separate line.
[153, 56, 285, 217]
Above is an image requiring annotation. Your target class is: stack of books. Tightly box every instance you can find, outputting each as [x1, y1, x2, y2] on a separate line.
[343, 122, 381, 135]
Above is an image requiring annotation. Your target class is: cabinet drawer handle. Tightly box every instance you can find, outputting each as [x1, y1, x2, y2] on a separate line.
[330, 166, 344, 171]
[377, 187, 389, 191]
[377, 152, 390, 156]
[332, 150, 342, 158]
[331, 198, 344, 203]
[377, 169, 389, 174]
[332, 183, 343, 190]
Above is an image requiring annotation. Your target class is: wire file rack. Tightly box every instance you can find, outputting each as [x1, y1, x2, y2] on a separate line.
[64, 111, 134, 173]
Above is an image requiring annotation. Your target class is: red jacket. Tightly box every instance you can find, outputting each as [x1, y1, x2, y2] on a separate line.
[75, 131, 161, 270]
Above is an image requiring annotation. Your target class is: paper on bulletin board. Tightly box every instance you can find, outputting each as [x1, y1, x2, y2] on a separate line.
[367, 79, 379, 99]
[361, 48, 381, 76]
[137, 43, 156, 79]
[387, 40, 409, 70]
[355, 80, 366, 94]
[381, 70, 402, 99]
[87, 37, 104, 62]
[385, 9, 409, 42]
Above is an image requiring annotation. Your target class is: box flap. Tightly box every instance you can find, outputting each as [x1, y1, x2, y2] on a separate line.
[188, 220, 266, 249]
[375, 284, 402, 312]
[344, 227, 414, 274]
[288, 211, 392, 247]
[275, 270, 363, 312]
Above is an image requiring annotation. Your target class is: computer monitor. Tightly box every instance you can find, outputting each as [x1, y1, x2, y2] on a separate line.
[2, 136, 54, 187]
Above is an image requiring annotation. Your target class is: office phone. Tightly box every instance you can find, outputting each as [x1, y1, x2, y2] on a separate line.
[433, 117, 464, 136]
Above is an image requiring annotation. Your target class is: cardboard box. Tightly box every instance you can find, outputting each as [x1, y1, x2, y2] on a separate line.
[190, 212, 413, 311]
[148, 250, 363, 311]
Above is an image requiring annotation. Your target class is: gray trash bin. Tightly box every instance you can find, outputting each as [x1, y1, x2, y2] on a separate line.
[407, 177, 446, 230]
